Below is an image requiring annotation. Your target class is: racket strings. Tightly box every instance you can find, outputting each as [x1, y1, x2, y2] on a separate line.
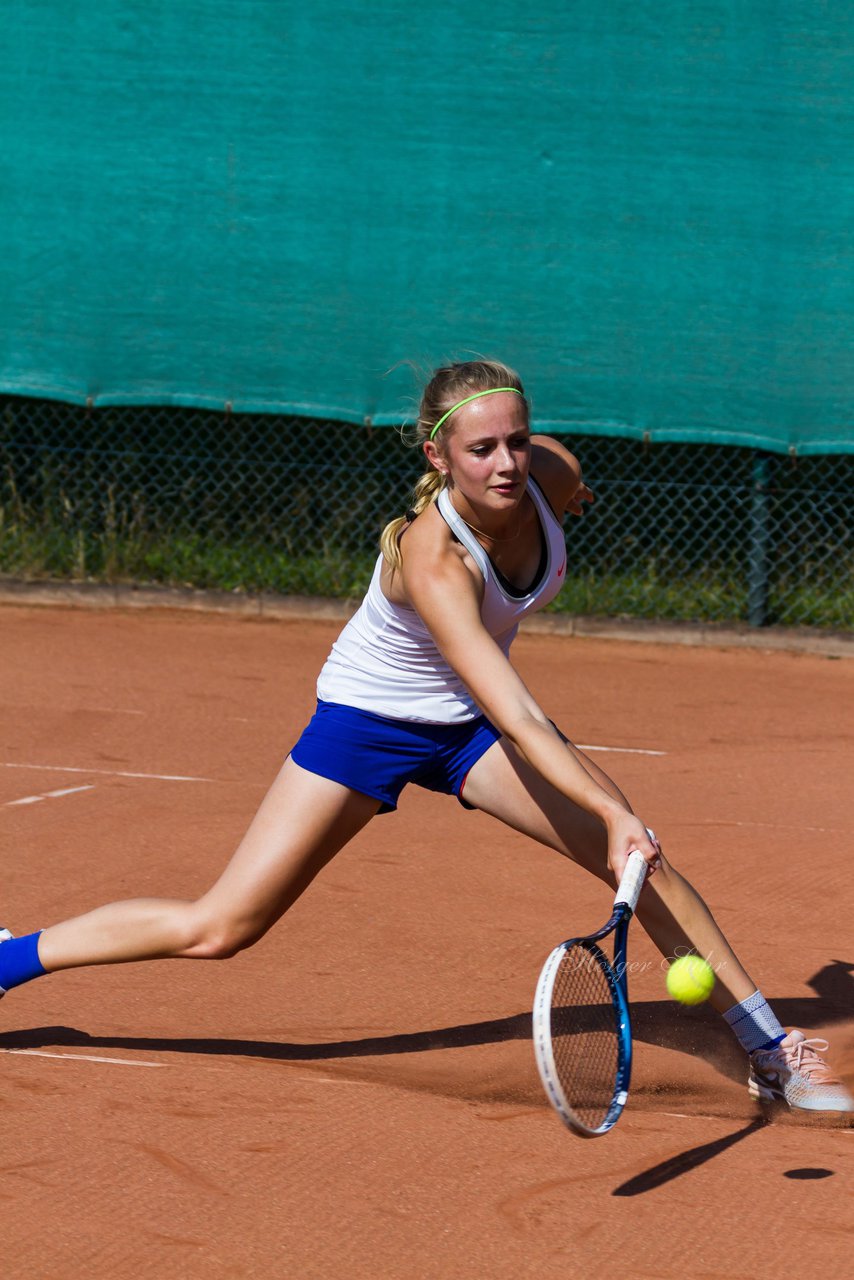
[550, 942, 621, 1131]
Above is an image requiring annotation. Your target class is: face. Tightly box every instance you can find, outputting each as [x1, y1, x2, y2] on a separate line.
[423, 392, 531, 514]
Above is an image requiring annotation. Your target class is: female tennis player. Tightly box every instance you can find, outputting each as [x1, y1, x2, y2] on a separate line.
[1, 358, 850, 1113]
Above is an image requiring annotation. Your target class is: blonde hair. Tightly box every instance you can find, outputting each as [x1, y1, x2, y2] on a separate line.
[380, 359, 527, 569]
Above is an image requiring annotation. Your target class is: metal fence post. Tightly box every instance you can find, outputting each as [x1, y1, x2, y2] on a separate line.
[748, 451, 773, 627]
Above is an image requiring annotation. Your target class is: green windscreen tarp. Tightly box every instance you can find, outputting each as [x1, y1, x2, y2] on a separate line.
[3, 1, 854, 455]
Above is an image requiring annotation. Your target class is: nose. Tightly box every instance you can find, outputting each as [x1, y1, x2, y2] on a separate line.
[495, 443, 517, 472]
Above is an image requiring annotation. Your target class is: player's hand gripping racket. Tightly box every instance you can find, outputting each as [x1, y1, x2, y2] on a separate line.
[533, 848, 648, 1137]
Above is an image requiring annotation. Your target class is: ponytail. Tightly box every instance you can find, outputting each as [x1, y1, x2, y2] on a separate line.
[379, 469, 447, 570]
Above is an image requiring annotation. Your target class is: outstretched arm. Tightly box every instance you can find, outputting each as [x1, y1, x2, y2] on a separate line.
[401, 531, 657, 881]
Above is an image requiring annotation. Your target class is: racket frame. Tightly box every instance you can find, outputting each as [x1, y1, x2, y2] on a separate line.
[533, 849, 647, 1137]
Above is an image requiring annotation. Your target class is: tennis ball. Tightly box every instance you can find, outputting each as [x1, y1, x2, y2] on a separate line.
[666, 955, 715, 1005]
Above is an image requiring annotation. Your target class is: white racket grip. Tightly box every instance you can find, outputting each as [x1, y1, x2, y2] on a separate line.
[614, 848, 648, 913]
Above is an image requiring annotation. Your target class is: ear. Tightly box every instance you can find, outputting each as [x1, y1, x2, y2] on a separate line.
[422, 439, 448, 474]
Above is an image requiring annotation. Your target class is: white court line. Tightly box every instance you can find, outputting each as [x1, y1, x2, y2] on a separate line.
[0, 1048, 166, 1068]
[309, 1076, 376, 1086]
[1, 762, 213, 783]
[6, 785, 94, 808]
[662, 1112, 722, 1121]
[577, 743, 666, 757]
[698, 819, 838, 834]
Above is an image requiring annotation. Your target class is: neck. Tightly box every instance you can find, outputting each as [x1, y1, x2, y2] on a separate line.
[450, 494, 524, 543]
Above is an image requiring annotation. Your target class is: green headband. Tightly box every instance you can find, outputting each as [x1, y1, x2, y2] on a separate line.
[428, 387, 523, 441]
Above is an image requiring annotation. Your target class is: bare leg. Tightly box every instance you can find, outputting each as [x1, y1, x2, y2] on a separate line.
[461, 738, 757, 1012]
[37, 759, 380, 972]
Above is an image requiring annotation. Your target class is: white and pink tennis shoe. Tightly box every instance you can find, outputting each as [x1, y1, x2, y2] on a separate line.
[749, 1030, 854, 1112]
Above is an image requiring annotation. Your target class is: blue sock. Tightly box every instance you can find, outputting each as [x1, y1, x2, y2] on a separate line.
[0, 932, 47, 993]
[723, 990, 786, 1054]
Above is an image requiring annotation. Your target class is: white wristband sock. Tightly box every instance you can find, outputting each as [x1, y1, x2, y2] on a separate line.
[723, 990, 786, 1053]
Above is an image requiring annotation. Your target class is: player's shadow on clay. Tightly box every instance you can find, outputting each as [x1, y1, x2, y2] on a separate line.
[1, 960, 851, 1085]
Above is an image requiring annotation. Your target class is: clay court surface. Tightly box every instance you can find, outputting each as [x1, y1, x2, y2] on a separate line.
[1, 603, 852, 1278]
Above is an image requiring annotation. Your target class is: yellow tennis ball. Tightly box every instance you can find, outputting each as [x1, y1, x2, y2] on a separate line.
[666, 955, 715, 1005]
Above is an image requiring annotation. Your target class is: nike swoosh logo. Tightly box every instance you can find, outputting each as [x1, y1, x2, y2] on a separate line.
[557, 561, 566, 577]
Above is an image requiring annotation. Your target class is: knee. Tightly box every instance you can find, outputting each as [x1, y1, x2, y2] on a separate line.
[185, 914, 268, 960]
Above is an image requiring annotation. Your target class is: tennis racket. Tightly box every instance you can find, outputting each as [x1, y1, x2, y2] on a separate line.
[533, 848, 648, 1137]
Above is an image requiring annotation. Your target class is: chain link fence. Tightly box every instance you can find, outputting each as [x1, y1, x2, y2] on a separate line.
[1, 395, 851, 629]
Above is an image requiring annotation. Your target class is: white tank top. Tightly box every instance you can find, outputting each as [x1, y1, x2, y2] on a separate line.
[316, 475, 567, 724]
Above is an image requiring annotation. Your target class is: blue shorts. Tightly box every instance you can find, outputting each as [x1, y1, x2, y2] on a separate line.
[289, 701, 503, 813]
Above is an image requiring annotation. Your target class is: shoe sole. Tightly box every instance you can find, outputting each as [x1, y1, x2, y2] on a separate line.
[748, 1076, 783, 1105]
[749, 1074, 854, 1113]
